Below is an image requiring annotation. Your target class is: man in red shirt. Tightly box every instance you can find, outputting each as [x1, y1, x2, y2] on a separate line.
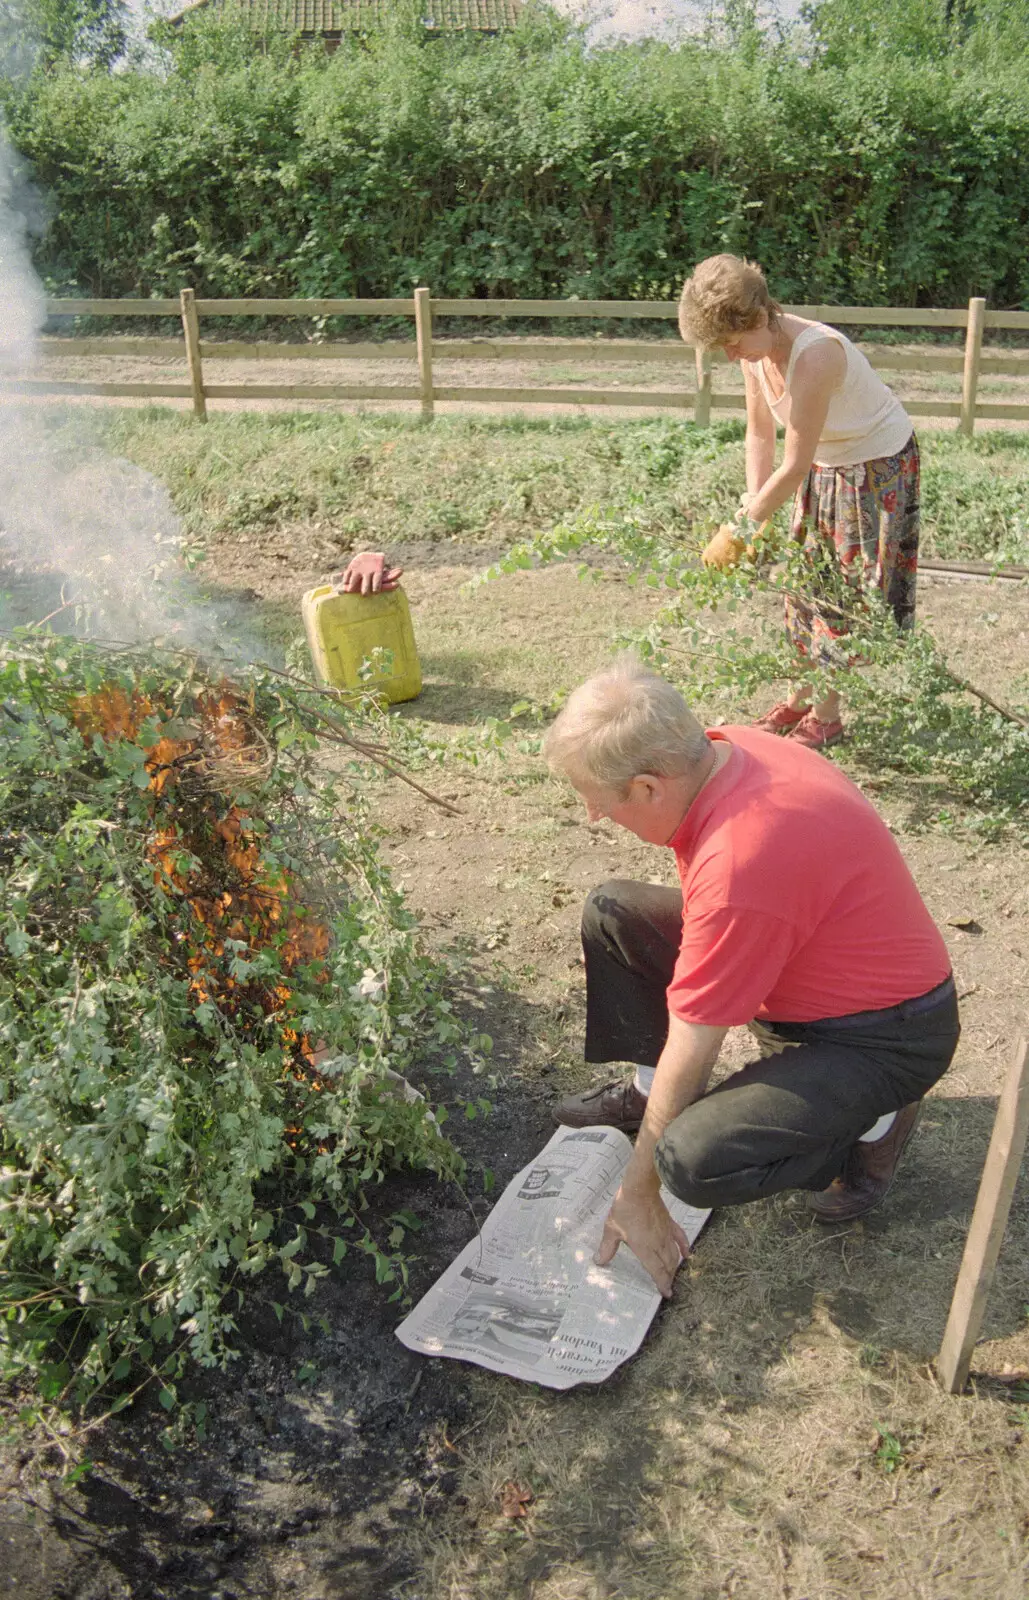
[546, 661, 959, 1297]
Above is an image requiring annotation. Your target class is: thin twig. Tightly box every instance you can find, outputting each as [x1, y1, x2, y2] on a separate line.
[769, 585, 1029, 729]
[26, 681, 63, 764]
[446, 1400, 501, 1449]
[258, 659, 376, 715]
[30, 588, 81, 630]
[301, 700, 393, 758]
[367, 1368, 424, 1417]
[944, 670, 1029, 730]
[310, 716, 463, 815]
[30, 596, 82, 631]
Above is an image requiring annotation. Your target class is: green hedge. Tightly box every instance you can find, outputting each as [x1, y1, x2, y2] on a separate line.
[5, 13, 1029, 308]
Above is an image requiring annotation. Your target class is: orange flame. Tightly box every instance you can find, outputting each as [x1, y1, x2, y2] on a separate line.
[70, 682, 330, 1070]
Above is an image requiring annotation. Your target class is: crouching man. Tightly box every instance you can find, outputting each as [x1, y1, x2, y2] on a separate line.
[545, 661, 959, 1297]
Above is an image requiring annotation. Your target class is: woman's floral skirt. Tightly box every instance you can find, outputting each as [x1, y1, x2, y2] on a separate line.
[786, 433, 920, 667]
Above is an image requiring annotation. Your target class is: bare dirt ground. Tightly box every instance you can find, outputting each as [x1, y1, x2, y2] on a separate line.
[23, 336, 1029, 423]
[3, 533, 1029, 1598]
[327, 562, 1029, 1600]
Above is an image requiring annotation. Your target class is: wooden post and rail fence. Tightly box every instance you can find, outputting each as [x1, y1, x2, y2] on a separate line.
[14, 290, 1029, 434]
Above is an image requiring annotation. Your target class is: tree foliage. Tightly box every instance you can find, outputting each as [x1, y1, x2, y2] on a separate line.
[2, 0, 127, 73]
[3, 7, 1029, 307]
[804, 0, 1029, 67]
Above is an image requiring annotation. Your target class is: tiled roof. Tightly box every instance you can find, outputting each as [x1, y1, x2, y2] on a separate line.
[170, 0, 523, 31]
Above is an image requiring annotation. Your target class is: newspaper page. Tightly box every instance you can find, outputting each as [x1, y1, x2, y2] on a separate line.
[395, 1125, 710, 1389]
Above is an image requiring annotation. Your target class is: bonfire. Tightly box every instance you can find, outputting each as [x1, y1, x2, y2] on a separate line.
[71, 678, 329, 1064]
[0, 637, 463, 1412]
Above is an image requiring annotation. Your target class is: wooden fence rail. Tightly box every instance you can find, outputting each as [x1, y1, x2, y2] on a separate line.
[23, 291, 1029, 433]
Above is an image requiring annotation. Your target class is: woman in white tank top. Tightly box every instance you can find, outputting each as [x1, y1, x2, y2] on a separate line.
[678, 254, 920, 750]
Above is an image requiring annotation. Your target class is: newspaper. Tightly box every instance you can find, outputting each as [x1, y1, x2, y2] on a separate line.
[395, 1124, 711, 1389]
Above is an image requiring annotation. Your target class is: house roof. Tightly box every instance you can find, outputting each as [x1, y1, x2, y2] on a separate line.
[168, 0, 523, 31]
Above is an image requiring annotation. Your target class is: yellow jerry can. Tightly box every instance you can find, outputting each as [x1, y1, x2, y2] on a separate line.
[301, 584, 422, 705]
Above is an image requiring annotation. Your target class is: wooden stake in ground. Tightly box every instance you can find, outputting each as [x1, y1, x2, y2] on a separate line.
[414, 286, 434, 421]
[959, 295, 986, 438]
[180, 288, 207, 422]
[937, 1028, 1029, 1393]
[694, 345, 712, 427]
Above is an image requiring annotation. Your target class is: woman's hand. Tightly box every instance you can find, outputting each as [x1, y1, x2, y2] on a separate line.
[335, 551, 404, 595]
[594, 1183, 691, 1298]
[701, 523, 748, 571]
[701, 519, 769, 571]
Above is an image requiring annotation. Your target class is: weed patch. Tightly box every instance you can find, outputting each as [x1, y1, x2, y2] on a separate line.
[97, 411, 1029, 571]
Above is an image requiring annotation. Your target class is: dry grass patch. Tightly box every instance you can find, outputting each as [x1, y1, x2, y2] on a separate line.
[413, 1140, 1029, 1599]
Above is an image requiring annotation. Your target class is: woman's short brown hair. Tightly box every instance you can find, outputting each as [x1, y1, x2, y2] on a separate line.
[678, 254, 782, 348]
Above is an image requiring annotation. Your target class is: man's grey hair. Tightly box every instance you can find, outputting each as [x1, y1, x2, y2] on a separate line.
[544, 660, 710, 793]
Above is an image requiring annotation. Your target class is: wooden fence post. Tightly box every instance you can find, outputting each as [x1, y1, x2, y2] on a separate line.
[179, 288, 206, 422]
[414, 287, 434, 421]
[937, 1028, 1029, 1393]
[694, 346, 712, 427]
[959, 296, 986, 438]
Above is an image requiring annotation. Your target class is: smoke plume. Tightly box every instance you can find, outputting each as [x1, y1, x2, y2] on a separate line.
[0, 132, 264, 660]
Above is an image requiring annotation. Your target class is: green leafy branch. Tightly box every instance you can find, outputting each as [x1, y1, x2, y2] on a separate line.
[0, 633, 487, 1437]
[484, 506, 1029, 840]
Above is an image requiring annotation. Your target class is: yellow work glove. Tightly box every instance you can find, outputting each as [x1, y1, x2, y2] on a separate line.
[701, 523, 747, 571]
[701, 519, 769, 571]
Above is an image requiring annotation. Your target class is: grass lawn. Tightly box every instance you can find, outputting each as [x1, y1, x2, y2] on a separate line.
[88, 408, 1029, 571]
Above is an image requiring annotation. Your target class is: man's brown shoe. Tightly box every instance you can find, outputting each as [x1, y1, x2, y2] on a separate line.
[553, 1078, 648, 1132]
[807, 1102, 922, 1223]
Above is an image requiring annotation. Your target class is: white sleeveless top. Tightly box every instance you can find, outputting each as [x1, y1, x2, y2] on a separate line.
[747, 323, 913, 468]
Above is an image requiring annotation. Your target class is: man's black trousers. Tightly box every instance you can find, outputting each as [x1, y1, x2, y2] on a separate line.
[582, 880, 960, 1210]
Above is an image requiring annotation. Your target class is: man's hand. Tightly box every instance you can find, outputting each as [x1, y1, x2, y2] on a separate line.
[594, 1183, 691, 1298]
[593, 1017, 726, 1294]
[335, 551, 404, 595]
